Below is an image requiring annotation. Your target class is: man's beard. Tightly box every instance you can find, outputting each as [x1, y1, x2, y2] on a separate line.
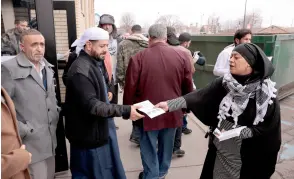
[98, 55, 105, 60]
[16, 28, 23, 34]
[91, 50, 106, 61]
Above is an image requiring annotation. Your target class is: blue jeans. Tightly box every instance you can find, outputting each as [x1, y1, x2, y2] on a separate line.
[182, 115, 188, 129]
[139, 128, 176, 179]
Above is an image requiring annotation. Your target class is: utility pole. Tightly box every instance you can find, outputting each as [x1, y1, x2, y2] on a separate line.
[200, 13, 204, 27]
[243, 0, 248, 28]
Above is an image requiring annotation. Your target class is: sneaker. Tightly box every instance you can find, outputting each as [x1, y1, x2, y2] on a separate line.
[139, 171, 166, 179]
[138, 172, 143, 179]
[130, 137, 140, 145]
[182, 127, 192, 135]
[173, 149, 185, 157]
[159, 173, 168, 179]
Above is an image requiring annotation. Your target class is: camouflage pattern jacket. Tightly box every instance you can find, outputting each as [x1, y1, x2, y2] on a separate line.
[116, 34, 148, 87]
[1, 28, 21, 55]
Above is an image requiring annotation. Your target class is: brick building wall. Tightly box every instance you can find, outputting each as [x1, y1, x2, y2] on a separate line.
[54, 10, 69, 55]
[75, 0, 84, 38]
[54, 10, 69, 102]
[75, 0, 95, 38]
[58, 0, 94, 102]
[31, 10, 69, 55]
[14, 7, 29, 21]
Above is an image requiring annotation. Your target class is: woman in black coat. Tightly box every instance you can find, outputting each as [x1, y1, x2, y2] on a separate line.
[156, 43, 281, 179]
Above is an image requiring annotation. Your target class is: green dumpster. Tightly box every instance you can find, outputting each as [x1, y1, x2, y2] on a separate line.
[190, 34, 294, 99]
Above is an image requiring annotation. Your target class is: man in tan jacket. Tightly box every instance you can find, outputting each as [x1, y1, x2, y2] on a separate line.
[1, 87, 31, 179]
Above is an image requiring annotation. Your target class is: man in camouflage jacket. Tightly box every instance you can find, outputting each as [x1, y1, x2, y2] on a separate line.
[116, 25, 148, 88]
[116, 25, 148, 144]
[1, 19, 28, 55]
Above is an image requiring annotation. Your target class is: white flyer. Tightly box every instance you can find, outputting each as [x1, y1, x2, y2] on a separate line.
[213, 126, 246, 141]
[135, 100, 166, 119]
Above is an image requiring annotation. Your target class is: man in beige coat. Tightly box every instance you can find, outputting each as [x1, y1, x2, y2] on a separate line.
[1, 87, 31, 179]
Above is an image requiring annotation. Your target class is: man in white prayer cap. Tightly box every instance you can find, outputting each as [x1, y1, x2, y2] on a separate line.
[64, 27, 144, 179]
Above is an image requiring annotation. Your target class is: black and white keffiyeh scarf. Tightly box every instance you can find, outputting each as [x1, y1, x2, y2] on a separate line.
[217, 73, 277, 128]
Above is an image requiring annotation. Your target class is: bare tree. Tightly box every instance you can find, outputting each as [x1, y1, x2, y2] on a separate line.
[155, 15, 184, 32]
[220, 9, 263, 33]
[237, 9, 263, 29]
[120, 12, 135, 33]
[221, 19, 237, 32]
[246, 10, 263, 28]
[206, 15, 221, 34]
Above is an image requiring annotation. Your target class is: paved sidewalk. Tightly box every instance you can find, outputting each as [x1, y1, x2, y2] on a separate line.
[117, 116, 208, 179]
[273, 95, 294, 179]
[55, 113, 208, 179]
[55, 94, 294, 179]
[115, 92, 208, 179]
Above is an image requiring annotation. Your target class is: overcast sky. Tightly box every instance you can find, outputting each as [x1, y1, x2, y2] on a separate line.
[95, 0, 294, 28]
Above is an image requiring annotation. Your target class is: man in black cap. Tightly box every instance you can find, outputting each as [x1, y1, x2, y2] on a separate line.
[179, 32, 206, 69]
[166, 26, 179, 46]
[166, 27, 194, 158]
[178, 32, 192, 49]
[178, 32, 207, 136]
[178, 32, 195, 135]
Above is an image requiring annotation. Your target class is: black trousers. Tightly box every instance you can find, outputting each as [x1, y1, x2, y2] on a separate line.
[173, 126, 182, 151]
[110, 84, 118, 104]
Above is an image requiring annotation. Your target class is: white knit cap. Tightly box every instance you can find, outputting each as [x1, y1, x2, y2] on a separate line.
[76, 27, 109, 54]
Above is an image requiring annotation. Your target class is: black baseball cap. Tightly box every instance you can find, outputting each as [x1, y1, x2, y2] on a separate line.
[179, 32, 191, 42]
[167, 26, 179, 46]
